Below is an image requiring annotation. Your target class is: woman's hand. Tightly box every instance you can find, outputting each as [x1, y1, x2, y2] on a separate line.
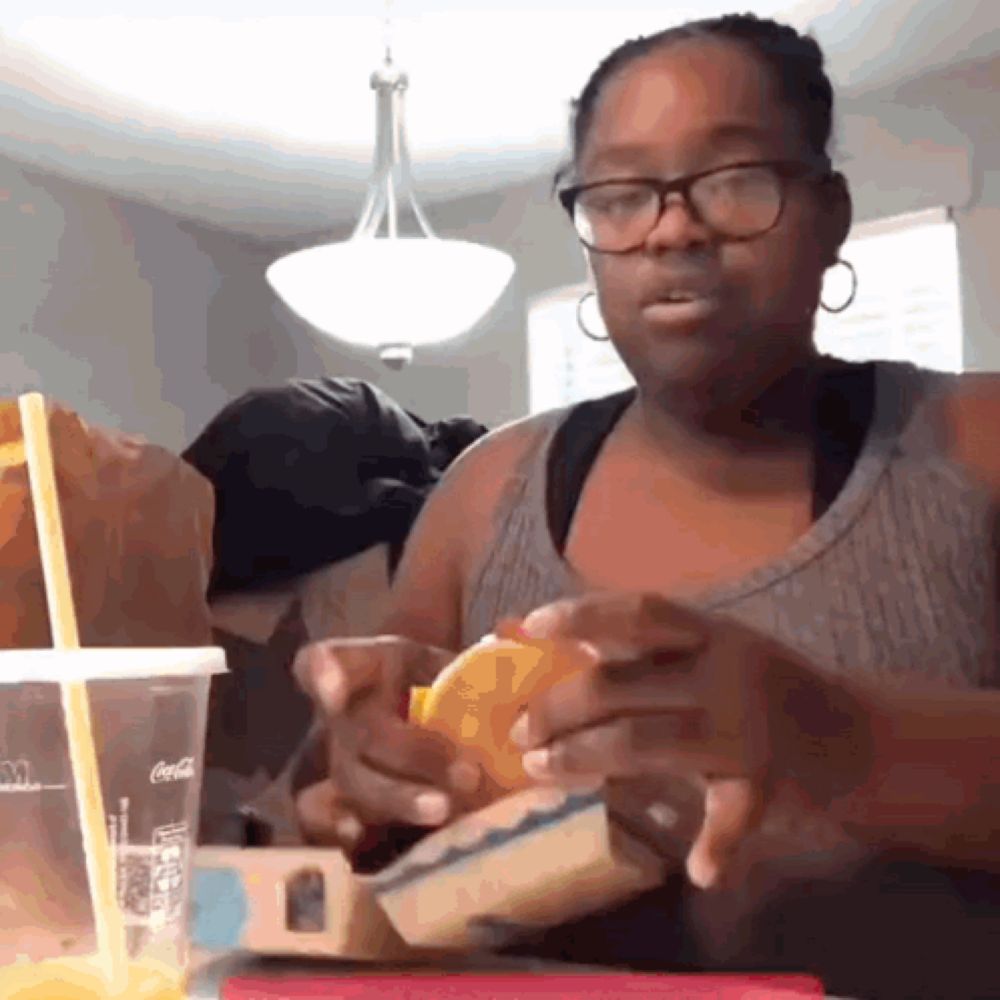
[291, 636, 482, 849]
[507, 593, 878, 888]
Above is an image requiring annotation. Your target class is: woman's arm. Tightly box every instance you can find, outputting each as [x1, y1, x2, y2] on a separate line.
[292, 417, 543, 850]
[376, 417, 541, 650]
[770, 372, 1000, 868]
[841, 373, 1000, 861]
[827, 683, 1000, 866]
[810, 373, 1000, 864]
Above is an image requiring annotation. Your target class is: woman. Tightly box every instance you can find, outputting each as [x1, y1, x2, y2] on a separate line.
[293, 13, 1000, 997]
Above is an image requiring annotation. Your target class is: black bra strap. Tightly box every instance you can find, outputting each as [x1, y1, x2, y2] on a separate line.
[811, 361, 876, 520]
[546, 389, 636, 557]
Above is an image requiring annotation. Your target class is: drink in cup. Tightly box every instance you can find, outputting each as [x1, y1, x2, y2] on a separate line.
[0, 647, 225, 999]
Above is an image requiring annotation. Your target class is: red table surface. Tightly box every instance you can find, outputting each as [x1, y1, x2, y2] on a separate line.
[222, 972, 825, 999]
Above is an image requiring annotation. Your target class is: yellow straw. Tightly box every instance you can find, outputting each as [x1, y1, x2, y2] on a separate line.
[18, 393, 128, 991]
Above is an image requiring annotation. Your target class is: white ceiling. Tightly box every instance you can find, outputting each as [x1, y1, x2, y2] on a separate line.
[1, 0, 997, 237]
[4, 2, 794, 156]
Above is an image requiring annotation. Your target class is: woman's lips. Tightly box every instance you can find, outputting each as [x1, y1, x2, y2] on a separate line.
[641, 295, 719, 327]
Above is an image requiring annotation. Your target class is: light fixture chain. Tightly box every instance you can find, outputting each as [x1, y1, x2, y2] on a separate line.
[383, 0, 394, 63]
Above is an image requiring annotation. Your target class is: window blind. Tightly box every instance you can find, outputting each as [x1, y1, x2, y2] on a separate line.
[528, 286, 634, 413]
[814, 207, 963, 372]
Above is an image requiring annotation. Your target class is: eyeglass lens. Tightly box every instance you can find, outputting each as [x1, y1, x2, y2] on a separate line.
[574, 165, 784, 249]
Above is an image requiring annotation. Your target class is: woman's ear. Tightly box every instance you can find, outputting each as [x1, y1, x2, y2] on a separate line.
[823, 172, 853, 266]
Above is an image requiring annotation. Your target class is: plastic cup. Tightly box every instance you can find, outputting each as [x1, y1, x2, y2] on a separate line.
[0, 647, 225, 998]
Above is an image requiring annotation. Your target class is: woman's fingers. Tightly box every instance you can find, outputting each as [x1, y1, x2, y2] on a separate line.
[355, 716, 482, 798]
[685, 776, 763, 889]
[494, 617, 528, 641]
[510, 658, 702, 752]
[519, 712, 729, 783]
[514, 594, 764, 775]
[295, 781, 366, 849]
[293, 636, 455, 714]
[325, 713, 480, 828]
[291, 633, 470, 835]
[334, 753, 458, 827]
[519, 593, 707, 657]
[293, 639, 382, 713]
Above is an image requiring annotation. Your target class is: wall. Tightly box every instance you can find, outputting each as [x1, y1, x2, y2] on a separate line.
[0, 158, 318, 449]
[867, 54, 1000, 371]
[957, 166, 1000, 371]
[0, 158, 581, 450]
[944, 63, 1000, 373]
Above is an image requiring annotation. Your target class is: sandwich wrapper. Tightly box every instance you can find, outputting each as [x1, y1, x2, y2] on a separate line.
[365, 636, 698, 950]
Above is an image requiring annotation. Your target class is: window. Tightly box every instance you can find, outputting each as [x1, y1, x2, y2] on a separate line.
[814, 207, 963, 373]
[527, 207, 963, 414]
[527, 285, 634, 413]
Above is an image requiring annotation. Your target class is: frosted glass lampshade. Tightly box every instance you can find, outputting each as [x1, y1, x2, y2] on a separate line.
[266, 236, 516, 351]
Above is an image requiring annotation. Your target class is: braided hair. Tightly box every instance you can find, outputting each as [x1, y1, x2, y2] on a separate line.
[563, 13, 834, 181]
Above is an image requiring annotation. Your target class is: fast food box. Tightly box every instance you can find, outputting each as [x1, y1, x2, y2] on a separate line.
[191, 846, 412, 961]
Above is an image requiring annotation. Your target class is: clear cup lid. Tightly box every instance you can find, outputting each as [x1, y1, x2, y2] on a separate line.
[0, 647, 227, 684]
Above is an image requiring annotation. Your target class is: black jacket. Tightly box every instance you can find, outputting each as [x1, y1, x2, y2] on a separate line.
[183, 377, 488, 597]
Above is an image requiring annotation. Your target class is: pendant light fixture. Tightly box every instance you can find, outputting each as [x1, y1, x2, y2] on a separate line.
[266, 1, 516, 368]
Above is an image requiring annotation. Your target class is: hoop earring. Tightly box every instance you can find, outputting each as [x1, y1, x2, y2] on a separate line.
[820, 258, 857, 314]
[576, 290, 610, 341]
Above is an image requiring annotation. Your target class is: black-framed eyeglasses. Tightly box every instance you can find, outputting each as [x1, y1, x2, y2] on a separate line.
[558, 160, 829, 253]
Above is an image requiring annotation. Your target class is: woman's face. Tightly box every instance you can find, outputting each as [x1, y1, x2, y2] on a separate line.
[578, 39, 850, 404]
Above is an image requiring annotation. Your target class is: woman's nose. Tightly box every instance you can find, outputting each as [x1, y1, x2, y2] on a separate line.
[644, 193, 710, 252]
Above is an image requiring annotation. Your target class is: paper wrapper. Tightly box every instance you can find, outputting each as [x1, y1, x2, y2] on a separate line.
[0, 399, 214, 648]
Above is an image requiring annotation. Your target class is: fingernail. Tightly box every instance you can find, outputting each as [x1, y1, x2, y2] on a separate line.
[495, 618, 526, 641]
[334, 814, 364, 846]
[687, 854, 718, 890]
[518, 610, 555, 638]
[509, 714, 531, 748]
[522, 749, 553, 780]
[317, 672, 344, 713]
[447, 760, 481, 794]
[688, 849, 732, 891]
[413, 791, 450, 826]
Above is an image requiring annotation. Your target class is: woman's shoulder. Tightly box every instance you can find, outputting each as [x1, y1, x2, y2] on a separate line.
[876, 358, 1000, 398]
[443, 397, 611, 488]
[383, 402, 588, 645]
[448, 388, 636, 487]
[421, 392, 629, 554]
[880, 360, 1000, 495]
[458, 406, 569, 468]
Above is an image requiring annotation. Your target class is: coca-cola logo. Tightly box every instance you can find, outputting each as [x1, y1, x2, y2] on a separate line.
[150, 757, 195, 784]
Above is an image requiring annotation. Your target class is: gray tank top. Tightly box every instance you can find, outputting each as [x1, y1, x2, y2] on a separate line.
[462, 360, 999, 992]
[463, 361, 998, 691]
